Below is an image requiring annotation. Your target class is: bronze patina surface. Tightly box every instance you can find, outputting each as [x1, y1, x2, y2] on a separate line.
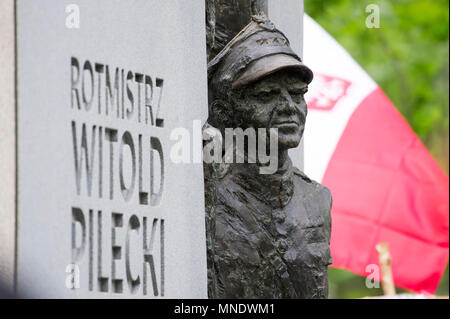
[205, 15, 333, 298]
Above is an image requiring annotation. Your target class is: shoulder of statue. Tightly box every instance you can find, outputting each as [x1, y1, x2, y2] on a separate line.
[292, 167, 312, 183]
[292, 167, 332, 208]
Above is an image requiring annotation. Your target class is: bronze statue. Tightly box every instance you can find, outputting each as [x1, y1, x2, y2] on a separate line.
[204, 14, 332, 299]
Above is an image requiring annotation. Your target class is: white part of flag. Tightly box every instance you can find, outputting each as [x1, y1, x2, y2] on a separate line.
[303, 14, 377, 182]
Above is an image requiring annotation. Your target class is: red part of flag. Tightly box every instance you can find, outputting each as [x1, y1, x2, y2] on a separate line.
[323, 87, 449, 293]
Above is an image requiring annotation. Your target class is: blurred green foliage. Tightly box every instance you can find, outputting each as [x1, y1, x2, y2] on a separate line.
[305, 0, 449, 298]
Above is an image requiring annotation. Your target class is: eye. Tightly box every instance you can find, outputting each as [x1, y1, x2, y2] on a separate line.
[255, 90, 275, 101]
[289, 87, 308, 98]
[289, 87, 308, 96]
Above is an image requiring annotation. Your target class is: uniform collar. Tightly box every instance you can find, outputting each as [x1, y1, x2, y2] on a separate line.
[230, 157, 294, 209]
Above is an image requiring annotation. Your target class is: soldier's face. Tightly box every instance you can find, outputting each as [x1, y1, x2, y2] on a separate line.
[234, 70, 308, 149]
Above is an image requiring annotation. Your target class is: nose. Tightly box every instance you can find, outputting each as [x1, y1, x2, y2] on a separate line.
[276, 88, 307, 124]
[278, 88, 297, 115]
[297, 98, 307, 122]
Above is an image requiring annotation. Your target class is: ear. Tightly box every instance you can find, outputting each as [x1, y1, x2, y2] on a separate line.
[208, 99, 233, 129]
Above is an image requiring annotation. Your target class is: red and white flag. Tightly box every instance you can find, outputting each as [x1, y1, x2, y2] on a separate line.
[303, 14, 449, 294]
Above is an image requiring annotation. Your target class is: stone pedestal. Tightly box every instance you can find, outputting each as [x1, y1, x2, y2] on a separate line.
[1, 0, 208, 298]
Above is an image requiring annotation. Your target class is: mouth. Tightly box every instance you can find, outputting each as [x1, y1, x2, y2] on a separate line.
[272, 120, 300, 129]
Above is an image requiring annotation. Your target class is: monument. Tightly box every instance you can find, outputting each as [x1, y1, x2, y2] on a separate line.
[204, 15, 333, 298]
[0, 0, 323, 299]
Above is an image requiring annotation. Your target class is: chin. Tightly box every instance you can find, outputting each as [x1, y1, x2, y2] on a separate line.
[278, 134, 301, 149]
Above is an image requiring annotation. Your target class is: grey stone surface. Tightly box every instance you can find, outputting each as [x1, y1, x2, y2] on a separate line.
[0, 0, 16, 294]
[16, 0, 208, 298]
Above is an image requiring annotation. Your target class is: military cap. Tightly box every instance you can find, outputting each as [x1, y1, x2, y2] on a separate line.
[208, 14, 313, 100]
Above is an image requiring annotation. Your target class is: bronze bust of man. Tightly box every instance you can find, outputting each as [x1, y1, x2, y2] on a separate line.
[204, 15, 332, 299]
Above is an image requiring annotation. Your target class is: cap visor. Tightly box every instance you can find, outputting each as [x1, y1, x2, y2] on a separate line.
[232, 54, 313, 88]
